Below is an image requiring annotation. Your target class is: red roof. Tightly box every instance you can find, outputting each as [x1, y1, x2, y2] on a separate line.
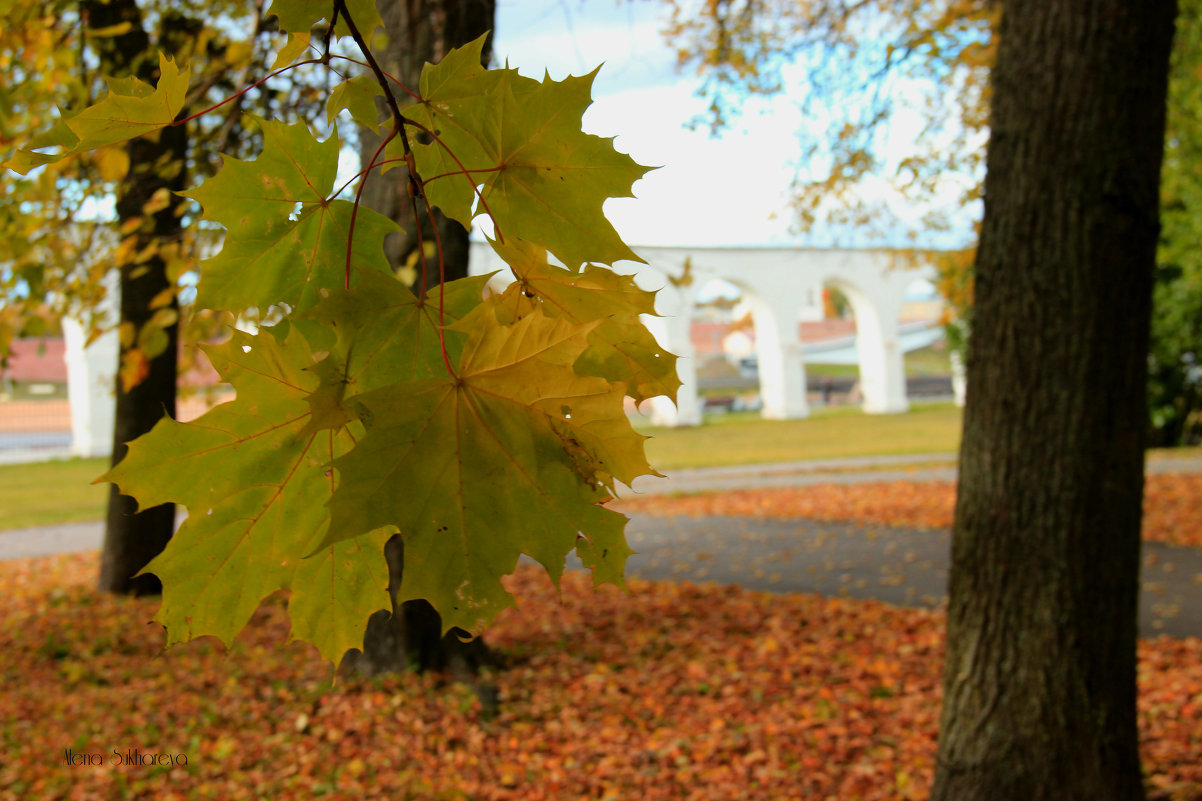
[2, 337, 225, 388]
[691, 319, 859, 355]
[3, 338, 67, 383]
[801, 319, 857, 341]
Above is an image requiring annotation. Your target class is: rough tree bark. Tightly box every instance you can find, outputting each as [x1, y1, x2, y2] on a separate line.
[340, 0, 498, 685]
[930, 2, 1178, 800]
[88, 1, 195, 596]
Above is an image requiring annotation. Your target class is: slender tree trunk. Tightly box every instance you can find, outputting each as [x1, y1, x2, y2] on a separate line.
[342, 0, 498, 684]
[931, 2, 1177, 799]
[87, 2, 195, 596]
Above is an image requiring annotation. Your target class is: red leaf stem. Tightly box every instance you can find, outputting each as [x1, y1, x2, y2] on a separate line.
[401, 117, 505, 245]
[174, 59, 326, 127]
[345, 128, 396, 288]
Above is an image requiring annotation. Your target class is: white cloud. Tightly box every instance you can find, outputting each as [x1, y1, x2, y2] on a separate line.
[491, 3, 806, 247]
[488, 1, 977, 249]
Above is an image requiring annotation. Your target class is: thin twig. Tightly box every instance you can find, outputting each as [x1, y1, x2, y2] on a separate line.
[346, 129, 397, 288]
[174, 59, 325, 126]
[332, 0, 405, 129]
[334, 0, 460, 377]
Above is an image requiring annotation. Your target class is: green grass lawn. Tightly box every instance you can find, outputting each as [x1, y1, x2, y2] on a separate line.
[803, 345, 952, 380]
[793, 362, 860, 380]
[636, 401, 964, 471]
[0, 457, 109, 531]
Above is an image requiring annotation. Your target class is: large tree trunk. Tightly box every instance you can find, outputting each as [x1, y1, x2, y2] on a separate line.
[930, 2, 1177, 799]
[88, 2, 195, 596]
[342, 0, 498, 685]
[358, 0, 495, 293]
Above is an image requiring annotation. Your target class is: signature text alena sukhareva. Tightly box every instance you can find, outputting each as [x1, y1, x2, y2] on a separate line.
[64, 748, 187, 767]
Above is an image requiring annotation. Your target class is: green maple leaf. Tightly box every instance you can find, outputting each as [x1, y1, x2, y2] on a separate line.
[101, 326, 390, 662]
[265, 0, 384, 41]
[299, 268, 492, 409]
[319, 303, 646, 635]
[6, 54, 188, 174]
[490, 237, 680, 403]
[444, 302, 657, 493]
[185, 118, 398, 314]
[327, 75, 386, 133]
[401, 35, 653, 268]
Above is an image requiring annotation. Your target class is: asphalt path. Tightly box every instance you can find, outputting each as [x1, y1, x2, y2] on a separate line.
[4, 452, 1201, 638]
[617, 515, 1202, 639]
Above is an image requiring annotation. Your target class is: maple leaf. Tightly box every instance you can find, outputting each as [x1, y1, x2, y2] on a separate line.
[6, 54, 188, 174]
[400, 35, 653, 268]
[319, 304, 646, 635]
[101, 326, 390, 662]
[447, 301, 658, 493]
[185, 118, 398, 314]
[298, 268, 492, 410]
[265, 0, 384, 43]
[490, 237, 680, 403]
[326, 75, 386, 133]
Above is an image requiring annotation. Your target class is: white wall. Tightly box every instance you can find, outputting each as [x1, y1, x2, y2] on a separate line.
[62, 272, 119, 458]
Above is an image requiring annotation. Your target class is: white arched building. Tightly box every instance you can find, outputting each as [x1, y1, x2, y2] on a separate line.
[471, 243, 941, 427]
[53, 245, 945, 461]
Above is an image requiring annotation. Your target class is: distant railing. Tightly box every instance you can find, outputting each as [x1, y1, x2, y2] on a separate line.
[0, 385, 73, 463]
[0, 382, 233, 465]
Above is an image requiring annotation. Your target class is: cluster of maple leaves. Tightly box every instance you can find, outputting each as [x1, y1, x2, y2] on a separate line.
[3, 551, 1200, 801]
[7, 4, 681, 660]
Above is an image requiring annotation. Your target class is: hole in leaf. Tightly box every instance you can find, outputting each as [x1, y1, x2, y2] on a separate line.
[241, 344, 252, 353]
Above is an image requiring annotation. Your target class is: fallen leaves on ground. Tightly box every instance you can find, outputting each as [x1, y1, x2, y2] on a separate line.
[2, 553, 1201, 800]
[614, 474, 1202, 548]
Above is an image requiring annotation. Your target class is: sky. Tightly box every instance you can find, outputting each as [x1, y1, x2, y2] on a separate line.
[488, 1, 811, 248]
[486, 1, 978, 252]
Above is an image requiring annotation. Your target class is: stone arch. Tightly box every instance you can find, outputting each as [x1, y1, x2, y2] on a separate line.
[650, 251, 813, 425]
[818, 274, 908, 414]
[688, 274, 810, 422]
[640, 278, 702, 426]
[741, 283, 809, 420]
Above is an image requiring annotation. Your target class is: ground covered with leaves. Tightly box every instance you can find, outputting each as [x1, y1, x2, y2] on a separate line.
[615, 473, 1202, 548]
[3, 551, 1201, 801]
